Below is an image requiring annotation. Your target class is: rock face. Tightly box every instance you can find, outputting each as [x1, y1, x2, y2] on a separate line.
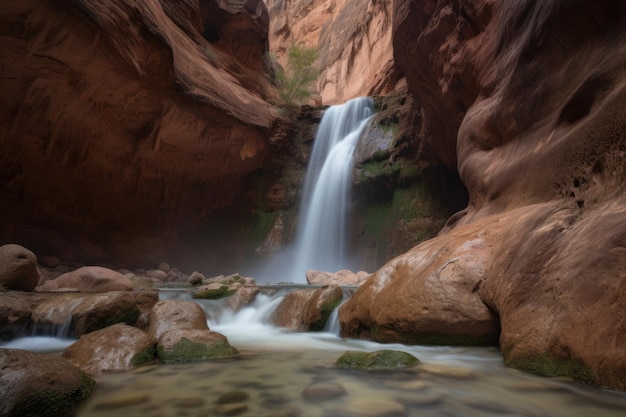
[266, 0, 400, 104]
[0, 244, 41, 291]
[341, 0, 626, 390]
[0, 0, 279, 267]
[0, 349, 95, 417]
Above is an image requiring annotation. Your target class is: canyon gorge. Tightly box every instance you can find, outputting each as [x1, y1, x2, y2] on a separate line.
[1, 0, 625, 399]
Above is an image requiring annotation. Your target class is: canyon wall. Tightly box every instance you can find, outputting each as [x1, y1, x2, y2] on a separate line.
[266, 0, 400, 104]
[340, 0, 626, 390]
[0, 0, 280, 267]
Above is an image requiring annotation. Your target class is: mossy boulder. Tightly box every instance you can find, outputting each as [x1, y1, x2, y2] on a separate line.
[157, 328, 239, 363]
[336, 350, 419, 370]
[192, 283, 237, 300]
[1, 349, 95, 417]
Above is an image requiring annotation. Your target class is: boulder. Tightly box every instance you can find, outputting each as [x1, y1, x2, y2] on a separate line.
[226, 286, 261, 311]
[192, 282, 241, 300]
[147, 300, 209, 340]
[306, 269, 370, 286]
[30, 291, 158, 336]
[0, 349, 95, 416]
[62, 323, 156, 374]
[156, 328, 239, 363]
[271, 285, 343, 331]
[336, 350, 420, 370]
[0, 293, 50, 340]
[36, 266, 134, 292]
[0, 244, 40, 291]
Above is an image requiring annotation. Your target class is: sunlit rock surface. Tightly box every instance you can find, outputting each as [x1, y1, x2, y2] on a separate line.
[266, 0, 400, 104]
[0, 0, 280, 266]
[341, 0, 626, 389]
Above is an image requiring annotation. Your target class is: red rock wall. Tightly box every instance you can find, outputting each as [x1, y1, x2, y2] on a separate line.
[340, 0, 626, 389]
[0, 0, 279, 266]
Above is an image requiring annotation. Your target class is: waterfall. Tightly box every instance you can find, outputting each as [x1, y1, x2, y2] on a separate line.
[287, 97, 374, 281]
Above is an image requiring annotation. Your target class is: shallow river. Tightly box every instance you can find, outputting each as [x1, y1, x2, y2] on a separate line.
[4, 289, 626, 417]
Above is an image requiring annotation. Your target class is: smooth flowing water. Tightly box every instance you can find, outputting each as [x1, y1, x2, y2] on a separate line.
[5, 289, 626, 417]
[257, 97, 374, 283]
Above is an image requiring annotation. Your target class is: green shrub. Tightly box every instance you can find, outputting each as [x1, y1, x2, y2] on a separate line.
[276, 45, 318, 106]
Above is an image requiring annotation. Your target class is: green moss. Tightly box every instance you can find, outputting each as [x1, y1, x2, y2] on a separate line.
[157, 337, 240, 363]
[12, 372, 95, 417]
[192, 285, 236, 300]
[336, 350, 419, 370]
[505, 354, 594, 384]
[88, 306, 141, 333]
[309, 297, 342, 332]
[130, 345, 156, 367]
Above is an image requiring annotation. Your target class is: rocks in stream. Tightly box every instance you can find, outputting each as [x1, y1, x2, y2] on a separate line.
[62, 323, 157, 374]
[147, 300, 209, 339]
[0, 349, 95, 417]
[270, 285, 343, 331]
[336, 350, 420, 370]
[306, 269, 370, 286]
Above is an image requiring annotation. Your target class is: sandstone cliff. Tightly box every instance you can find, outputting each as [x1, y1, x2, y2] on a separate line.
[340, 0, 626, 390]
[0, 0, 279, 266]
[266, 0, 401, 104]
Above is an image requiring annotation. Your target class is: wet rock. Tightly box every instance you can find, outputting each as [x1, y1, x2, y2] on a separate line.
[0, 349, 95, 417]
[0, 243, 40, 291]
[62, 323, 156, 374]
[419, 364, 476, 380]
[216, 390, 250, 404]
[187, 271, 205, 286]
[36, 266, 134, 292]
[302, 382, 347, 401]
[271, 285, 343, 331]
[306, 269, 369, 286]
[226, 286, 261, 311]
[147, 300, 209, 340]
[214, 403, 249, 416]
[192, 282, 239, 299]
[172, 397, 205, 408]
[157, 328, 239, 363]
[328, 397, 405, 417]
[336, 350, 419, 370]
[93, 393, 151, 410]
[31, 290, 158, 336]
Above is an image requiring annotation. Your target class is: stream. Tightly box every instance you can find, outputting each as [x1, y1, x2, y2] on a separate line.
[4, 287, 626, 417]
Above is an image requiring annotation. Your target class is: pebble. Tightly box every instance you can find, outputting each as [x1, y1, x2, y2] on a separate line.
[173, 397, 206, 408]
[93, 393, 151, 410]
[217, 390, 250, 404]
[302, 382, 347, 401]
[336, 397, 406, 417]
[214, 403, 249, 416]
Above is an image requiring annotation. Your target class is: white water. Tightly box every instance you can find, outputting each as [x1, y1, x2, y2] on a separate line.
[256, 97, 374, 283]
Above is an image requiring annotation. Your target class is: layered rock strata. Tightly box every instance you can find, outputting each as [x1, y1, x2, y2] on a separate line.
[341, 0, 626, 390]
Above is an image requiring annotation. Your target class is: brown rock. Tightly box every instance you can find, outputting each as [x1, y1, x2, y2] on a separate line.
[381, 0, 626, 390]
[0, 349, 95, 416]
[226, 286, 261, 311]
[63, 323, 156, 374]
[0, 0, 279, 268]
[271, 285, 343, 331]
[306, 269, 369, 286]
[267, 0, 400, 104]
[148, 300, 209, 340]
[0, 244, 40, 292]
[36, 266, 134, 292]
[157, 328, 239, 363]
[30, 291, 158, 336]
[0, 293, 49, 340]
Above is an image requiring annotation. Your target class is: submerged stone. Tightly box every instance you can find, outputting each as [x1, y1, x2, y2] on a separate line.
[336, 349, 419, 370]
[157, 328, 239, 363]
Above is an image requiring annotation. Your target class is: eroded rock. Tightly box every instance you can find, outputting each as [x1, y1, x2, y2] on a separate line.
[271, 285, 342, 331]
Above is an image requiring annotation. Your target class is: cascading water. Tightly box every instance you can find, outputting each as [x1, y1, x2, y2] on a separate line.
[286, 96, 374, 281]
